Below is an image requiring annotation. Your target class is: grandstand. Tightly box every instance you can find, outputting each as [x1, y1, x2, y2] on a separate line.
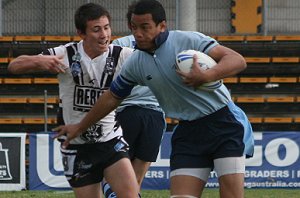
[1, 0, 300, 191]
[2, 36, 300, 132]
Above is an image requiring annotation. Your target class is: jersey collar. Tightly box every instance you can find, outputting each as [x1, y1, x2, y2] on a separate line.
[154, 29, 169, 49]
[135, 29, 169, 54]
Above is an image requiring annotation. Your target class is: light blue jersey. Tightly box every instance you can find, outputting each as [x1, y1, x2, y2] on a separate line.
[116, 30, 231, 121]
[113, 35, 136, 49]
[112, 35, 162, 113]
[111, 30, 254, 158]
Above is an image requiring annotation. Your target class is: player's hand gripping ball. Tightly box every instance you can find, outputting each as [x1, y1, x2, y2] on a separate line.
[176, 50, 223, 91]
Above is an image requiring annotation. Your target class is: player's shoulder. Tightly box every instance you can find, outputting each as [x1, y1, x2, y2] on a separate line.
[110, 44, 134, 56]
[121, 46, 134, 53]
[112, 35, 135, 48]
[44, 41, 76, 56]
[171, 30, 209, 39]
[61, 41, 79, 50]
[53, 41, 77, 51]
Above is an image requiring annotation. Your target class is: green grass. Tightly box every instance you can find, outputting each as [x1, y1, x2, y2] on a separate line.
[0, 189, 300, 198]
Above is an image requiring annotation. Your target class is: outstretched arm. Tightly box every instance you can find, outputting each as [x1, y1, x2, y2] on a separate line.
[54, 90, 123, 147]
[8, 55, 66, 74]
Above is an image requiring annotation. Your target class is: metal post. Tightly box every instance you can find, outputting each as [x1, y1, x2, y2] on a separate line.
[0, 0, 2, 36]
[176, 0, 179, 29]
[44, 90, 48, 132]
[263, 0, 268, 36]
[177, 0, 197, 31]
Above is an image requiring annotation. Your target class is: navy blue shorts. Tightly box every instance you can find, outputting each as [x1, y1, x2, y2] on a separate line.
[170, 105, 245, 171]
[116, 106, 165, 162]
[60, 136, 129, 188]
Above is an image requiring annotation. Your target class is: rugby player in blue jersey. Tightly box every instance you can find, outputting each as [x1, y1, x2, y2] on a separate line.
[101, 2, 166, 198]
[55, 0, 254, 197]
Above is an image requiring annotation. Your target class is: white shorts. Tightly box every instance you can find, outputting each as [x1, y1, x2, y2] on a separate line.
[170, 156, 245, 182]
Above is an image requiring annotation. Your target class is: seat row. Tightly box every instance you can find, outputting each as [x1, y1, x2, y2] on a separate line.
[2, 77, 298, 84]
[224, 76, 299, 84]
[1, 35, 300, 43]
[2, 56, 300, 63]
[1, 96, 299, 104]
[216, 35, 300, 42]
[0, 97, 58, 104]
[0, 116, 299, 125]
[0, 117, 56, 124]
[0, 77, 58, 84]
[0, 35, 121, 43]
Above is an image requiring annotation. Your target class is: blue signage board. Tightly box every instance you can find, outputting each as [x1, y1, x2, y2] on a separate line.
[29, 132, 300, 190]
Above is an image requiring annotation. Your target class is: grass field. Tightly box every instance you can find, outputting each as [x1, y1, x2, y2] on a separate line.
[0, 189, 300, 198]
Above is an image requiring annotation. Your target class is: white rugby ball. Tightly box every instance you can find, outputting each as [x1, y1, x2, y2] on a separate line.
[176, 49, 223, 90]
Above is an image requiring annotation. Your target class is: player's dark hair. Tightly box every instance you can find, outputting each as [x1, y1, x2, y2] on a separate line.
[127, 1, 137, 25]
[133, 0, 166, 25]
[74, 3, 111, 34]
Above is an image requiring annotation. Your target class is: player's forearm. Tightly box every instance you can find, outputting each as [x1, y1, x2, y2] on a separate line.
[208, 46, 246, 81]
[78, 90, 122, 132]
[8, 55, 43, 74]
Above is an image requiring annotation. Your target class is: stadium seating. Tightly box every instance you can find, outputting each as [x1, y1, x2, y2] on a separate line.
[221, 35, 300, 131]
[0, 36, 13, 58]
[274, 35, 300, 41]
[44, 35, 71, 42]
[218, 34, 300, 57]
[1, 35, 300, 132]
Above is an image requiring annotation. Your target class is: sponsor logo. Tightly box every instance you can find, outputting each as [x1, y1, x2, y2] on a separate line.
[73, 85, 105, 112]
[0, 142, 12, 180]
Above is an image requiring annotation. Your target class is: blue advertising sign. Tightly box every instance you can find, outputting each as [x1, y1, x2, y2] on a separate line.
[244, 132, 300, 188]
[29, 133, 70, 190]
[29, 132, 300, 190]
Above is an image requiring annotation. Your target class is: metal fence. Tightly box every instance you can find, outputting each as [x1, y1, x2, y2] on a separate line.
[0, 0, 300, 36]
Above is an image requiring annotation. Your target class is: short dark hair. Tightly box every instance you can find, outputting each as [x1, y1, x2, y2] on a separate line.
[126, 1, 137, 25]
[74, 3, 111, 34]
[132, 0, 166, 25]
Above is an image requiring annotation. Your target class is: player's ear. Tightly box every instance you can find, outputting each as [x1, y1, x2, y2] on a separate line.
[127, 23, 132, 30]
[76, 29, 85, 40]
[159, 20, 167, 32]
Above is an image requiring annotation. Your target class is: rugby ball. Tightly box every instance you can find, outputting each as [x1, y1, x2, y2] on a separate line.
[176, 50, 223, 90]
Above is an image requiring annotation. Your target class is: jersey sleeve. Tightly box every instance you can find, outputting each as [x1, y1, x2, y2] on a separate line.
[112, 35, 136, 48]
[110, 51, 138, 99]
[114, 46, 133, 78]
[191, 32, 219, 54]
[112, 38, 125, 46]
[41, 44, 70, 69]
[110, 74, 135, 99]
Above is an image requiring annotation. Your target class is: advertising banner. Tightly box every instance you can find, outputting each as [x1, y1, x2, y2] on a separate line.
[29, 133, 70, 190]
[244, 132, 300, 188]
[29, 132, 300, 190]
[0, 133, 26, 191]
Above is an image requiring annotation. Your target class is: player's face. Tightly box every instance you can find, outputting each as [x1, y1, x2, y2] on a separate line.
[78, 16, 111, 58]
[130, 13, 166, 51]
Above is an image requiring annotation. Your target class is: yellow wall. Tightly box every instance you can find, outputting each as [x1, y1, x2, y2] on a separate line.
[231, 0, 262, 34]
